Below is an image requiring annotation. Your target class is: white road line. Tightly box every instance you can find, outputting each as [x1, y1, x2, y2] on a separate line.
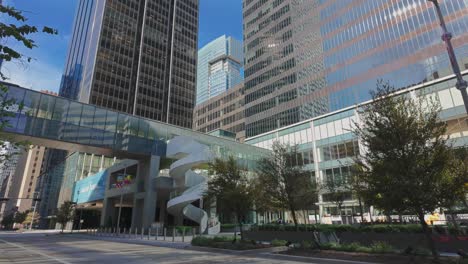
[0, 239, 71, 264]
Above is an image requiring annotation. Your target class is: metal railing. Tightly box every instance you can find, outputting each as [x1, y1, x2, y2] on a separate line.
[86, 226, 199, 242]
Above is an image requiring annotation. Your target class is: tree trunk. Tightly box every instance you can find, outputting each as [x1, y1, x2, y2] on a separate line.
[449, 210, 460, 232]
[237, 214, 243, 241]
[303, 210, 307, 230]
[368, 206, 374, 225]
[358, 197, 365, 224]
[289, 205, 299, 228]
[386, 213, 392, 224]
[314, 208, 318, 224]
[338, 205, 343, 224]
[418, 212, 438, 261]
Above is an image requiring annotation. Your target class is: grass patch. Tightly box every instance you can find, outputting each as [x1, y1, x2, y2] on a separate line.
[319, 241, 396, 254]
[271, 239, 288, 247]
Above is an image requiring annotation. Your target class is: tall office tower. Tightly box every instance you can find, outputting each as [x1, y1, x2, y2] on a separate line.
[0, 142, 20, 220]
[0, 146, 45, 220]
[60, 0, 199, 128]
[243, 0, 468, 137]
[194, 83, 245, 141]
[196, 35, 243, 105]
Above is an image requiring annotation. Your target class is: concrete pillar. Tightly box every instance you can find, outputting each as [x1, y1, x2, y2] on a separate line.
[101, 197, 115, 227]
[159, 199, 166, 224]
[131, 155, 160, 229]
[142, 155, 160, 228]
[131, 198, 144, 229]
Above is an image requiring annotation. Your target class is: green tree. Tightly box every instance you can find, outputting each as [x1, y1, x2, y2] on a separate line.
[13, 210, 28, 225]
[296, 179, 319, 225]
[0, 4, 57, 79]
[0, 3, 57, 160]
[1, 213, 14, 229]
[256, 142, 316, 228]
[321, 176, 350, 224]
[22, 211, 40, 228]
[206, 156, 255, 240]
[56, 201, 75, 233]
[353, 81, 468, 260]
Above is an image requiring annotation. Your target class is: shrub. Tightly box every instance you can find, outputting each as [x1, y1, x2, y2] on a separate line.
[339, 242, 363, 252]
[175, 226, 193, 234]
[412, 247, 432, 256]
[299, 240, 315, 249]
[369, 241, 395, 254]
[212, 236, 234, 242]
[320, 242, 339, 250]
[319, 242, 394, 254]
[191, 236, 214, 247]
[271, 239, 288, 247]
[220, 224, 237, 229]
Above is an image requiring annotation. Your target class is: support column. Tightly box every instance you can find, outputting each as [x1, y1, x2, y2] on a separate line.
[159, 199, 166, 224]
[142, 155, 160, 228]
[101, 197, 115, 227]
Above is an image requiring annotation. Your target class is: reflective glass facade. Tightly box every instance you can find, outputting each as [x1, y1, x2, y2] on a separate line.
[60, 0, 199, 128]
[193, 83, 245, 141]
[246, 72, 468, 220]
[3, 86, 267, 169]
[243, 0, 468, 137]
[196, 35, 243, 105]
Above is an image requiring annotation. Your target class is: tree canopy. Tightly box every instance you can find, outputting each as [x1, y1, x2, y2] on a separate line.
[256, 142, 317, 227]
[0, 3, 57, 161]
[353, 81, 468, 259]
[56, 201, 75, 233]
[206, 156, 255, 240]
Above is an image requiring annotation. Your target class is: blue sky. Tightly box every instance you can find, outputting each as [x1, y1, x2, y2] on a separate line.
[2, 0, 243, 92]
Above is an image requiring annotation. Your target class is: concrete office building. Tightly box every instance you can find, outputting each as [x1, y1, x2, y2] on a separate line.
[193, 83, 245, 141]
[60, 0, 199, 128]
[246, 72, 468, 224]
[0, 142, 20, 221]
[0, 146, 45, 223]
[196, 35, 243, 105]
[243, 0, 468, 137]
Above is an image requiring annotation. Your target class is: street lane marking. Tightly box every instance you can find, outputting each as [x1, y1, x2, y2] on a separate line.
[0, 239, 71, 264]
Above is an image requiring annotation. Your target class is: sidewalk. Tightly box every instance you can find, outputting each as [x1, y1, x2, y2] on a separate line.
[72, 232, 193, 249]
[72, 233, 378, 264]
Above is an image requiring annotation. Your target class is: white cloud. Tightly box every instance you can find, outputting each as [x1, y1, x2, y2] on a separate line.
[2, 60, 62, 93]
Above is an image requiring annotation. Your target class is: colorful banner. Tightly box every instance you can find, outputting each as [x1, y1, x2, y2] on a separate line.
[72, 170, 108, 204]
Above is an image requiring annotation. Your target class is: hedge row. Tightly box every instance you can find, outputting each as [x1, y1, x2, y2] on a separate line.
[220, 224, 238, 229]
[255, 224, 463, 234]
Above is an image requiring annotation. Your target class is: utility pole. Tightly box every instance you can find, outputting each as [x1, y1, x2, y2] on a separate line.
[29, 198, 39, 230]
[428, 0, 468, 114]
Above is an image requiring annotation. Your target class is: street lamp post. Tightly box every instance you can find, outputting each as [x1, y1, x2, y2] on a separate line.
[29, 198, 40, 230]
[428, 0, 468, 114]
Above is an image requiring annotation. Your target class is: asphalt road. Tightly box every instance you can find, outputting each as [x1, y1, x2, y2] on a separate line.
[0, 232, 374, 264]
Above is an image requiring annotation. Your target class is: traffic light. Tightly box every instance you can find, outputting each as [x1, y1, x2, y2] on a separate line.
[33, 198, 41, 202]
[0, 198, 9, 202]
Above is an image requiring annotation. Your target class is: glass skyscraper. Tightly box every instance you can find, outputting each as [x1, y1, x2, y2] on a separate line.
[196, 35, 243, 105]
[60, 0, 199, 128]
[243, 0, 468, 137]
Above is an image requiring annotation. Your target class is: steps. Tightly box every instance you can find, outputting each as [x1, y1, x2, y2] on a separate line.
[165, 136, 220, 234]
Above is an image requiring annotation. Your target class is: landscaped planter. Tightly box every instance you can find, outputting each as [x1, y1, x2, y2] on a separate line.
[245, 230, 468, 253]
[338, 232, 468, 253]
[220, 226, 240, 233]
[244, 230, 332, 243]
